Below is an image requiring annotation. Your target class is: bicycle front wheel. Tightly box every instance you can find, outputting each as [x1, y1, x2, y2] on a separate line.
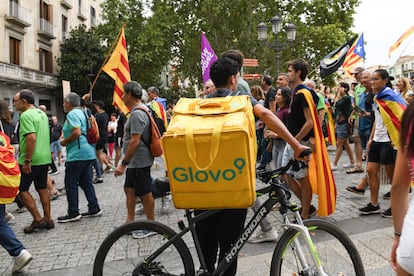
[271, 218, 365, 276]
[93, 220, 195, 276]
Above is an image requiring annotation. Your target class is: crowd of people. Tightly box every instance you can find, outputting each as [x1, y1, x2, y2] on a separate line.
[1, 50, 414, 275]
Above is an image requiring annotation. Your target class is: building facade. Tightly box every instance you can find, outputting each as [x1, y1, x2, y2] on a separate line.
[389, 55, 414, 80]
[0, 0, 102, 118]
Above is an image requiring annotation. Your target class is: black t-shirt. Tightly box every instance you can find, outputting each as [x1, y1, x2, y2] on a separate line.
[264, 87, 276, 109]
[287, 87, 318, 141]
[116, 112, 126, 138]
[95, 111, 109, 140]
[51, 123, 62, 142]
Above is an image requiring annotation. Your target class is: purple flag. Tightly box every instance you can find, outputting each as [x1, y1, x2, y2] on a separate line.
[201, 33, 218, 84]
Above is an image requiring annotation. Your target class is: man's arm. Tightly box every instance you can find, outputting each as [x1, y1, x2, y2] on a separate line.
[254, 104, 309, 160]
[294, 107, 314, 141]
[22, 133, 36, 174]
[115, 133, 141, 177]
[60, 127, 81, 146]
[24, 133, 36, 161]
[269, 99, 276, 114]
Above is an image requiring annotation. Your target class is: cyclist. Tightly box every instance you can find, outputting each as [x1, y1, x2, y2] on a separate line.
[195, 56, 310, 275]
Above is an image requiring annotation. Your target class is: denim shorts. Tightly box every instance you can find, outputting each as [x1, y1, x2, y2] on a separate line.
[336, 122, 350, 139]
[281, 142, 309, 179]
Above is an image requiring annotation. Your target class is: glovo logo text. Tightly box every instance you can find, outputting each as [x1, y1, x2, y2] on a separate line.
[172, 158, 246, 183]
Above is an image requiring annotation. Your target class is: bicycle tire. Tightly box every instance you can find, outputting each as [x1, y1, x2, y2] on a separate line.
[270, 218, 365, 276]
[93, 220, 195, 276]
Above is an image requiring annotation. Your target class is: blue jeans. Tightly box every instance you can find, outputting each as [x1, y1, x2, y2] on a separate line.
[91, 145, 102, 178]
[65, 160, 100, 216]
[0, 204, 25, 256]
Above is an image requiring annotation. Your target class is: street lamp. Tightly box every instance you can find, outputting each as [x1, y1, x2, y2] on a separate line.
[257, 16, 297, 76]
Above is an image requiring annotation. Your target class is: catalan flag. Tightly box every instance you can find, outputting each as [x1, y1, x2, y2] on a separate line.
[103, 25, 131, 115]
[342, 33, 365, 77]
[296, 85, 337, 216]
[0, 133, 21, 204]
[388, 25, 414, 58]
[376, 87, 407, 148]
[324, 102, 336, 146]
[319, 35, 357, 79]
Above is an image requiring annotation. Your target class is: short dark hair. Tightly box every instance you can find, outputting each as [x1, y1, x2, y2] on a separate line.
[263, 75, 272, 86]
[18, 89, 35, 104]
[95, 100, 105, 109]
[210, 57, 239, 88]
[147, 86, 160, 96]
[124, 81, 143, 99]
[339, 82, 350, 93]
[221, 50, 244, 72]
[287, 59, 309, 81]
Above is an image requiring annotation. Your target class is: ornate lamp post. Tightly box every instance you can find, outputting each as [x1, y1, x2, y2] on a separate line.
[257, 16, 297, 76]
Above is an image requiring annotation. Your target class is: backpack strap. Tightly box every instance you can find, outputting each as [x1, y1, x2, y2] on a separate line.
[131, 106, 152, 148]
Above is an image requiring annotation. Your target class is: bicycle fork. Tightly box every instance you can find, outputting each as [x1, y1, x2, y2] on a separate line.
[284, 220, 328, 276]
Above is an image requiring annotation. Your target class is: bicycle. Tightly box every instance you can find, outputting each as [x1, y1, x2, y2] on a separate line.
[93, 158, 365, 275]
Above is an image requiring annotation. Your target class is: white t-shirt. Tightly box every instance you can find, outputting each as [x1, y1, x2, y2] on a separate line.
[372, 101, 390, 142]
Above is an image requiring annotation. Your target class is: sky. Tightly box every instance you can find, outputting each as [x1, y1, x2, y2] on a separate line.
[352, 0, 414, 68]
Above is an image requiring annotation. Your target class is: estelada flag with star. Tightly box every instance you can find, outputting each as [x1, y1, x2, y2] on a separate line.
[342, 33, 365, 78]
[103, 25, 131, 114]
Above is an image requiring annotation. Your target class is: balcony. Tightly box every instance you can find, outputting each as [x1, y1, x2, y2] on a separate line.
[5, 1, 31, 28]
[60, 0, 73, 9]
[38, 18, 56, 40]
[77, 6, 87, 21]
[0, 61, 58, 88]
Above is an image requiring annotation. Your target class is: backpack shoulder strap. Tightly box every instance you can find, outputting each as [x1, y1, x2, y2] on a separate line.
[131, 106, 152, 147]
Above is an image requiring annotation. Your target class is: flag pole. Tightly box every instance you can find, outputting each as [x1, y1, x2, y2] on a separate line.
[86, 24, 126, 98]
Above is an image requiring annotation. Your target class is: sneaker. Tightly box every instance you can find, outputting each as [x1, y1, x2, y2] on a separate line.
[330, 163, 338, 171]
[80, 209, 103, 217]
[248, 228, 279, 243]
[12, 249, 33, 273]
[49, 170, 59, 176]
[346, 186, 365, 195]
[359, 203, 381, 215]
[383, 191, 391, 200]
[132, 230, 156, 239]
[5, 212, 15, 223]
[57, 213, 82, 223]
[161, 195, 171, 214]
[15, 206, 26, 213]
[93, 177, 104, 184]
[382, 208, 392, 218]
[135, 203, 144, 214]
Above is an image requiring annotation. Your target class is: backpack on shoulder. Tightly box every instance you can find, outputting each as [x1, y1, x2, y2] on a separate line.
[134, 106, 163, 157]
[82, 111, 100, 144]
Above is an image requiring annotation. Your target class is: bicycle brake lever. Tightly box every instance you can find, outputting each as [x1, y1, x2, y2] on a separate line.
[299, 148, 312, 158]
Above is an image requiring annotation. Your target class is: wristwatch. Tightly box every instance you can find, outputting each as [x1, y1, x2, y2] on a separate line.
[24, 159, 32, 163]
[121, 159, 129, 166]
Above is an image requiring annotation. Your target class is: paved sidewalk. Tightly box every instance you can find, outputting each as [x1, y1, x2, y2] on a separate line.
[0, 148, 407, 275]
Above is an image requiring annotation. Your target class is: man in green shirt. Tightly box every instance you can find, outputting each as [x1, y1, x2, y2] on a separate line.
[13, 89, 53, 234]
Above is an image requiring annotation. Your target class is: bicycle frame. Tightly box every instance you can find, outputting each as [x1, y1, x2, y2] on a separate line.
[139, 162, 328, 276]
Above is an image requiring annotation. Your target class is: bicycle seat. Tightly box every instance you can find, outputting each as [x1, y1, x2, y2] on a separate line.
[154, 177, 170, 195]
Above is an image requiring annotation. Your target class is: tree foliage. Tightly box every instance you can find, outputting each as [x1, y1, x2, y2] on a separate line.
[57, 25, 113, 103]
[60, 0, 360, 105]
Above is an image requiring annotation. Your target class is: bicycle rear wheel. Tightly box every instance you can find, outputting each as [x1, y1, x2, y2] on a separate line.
[271, 218, 365, 276]
[93, 220, 195, 276]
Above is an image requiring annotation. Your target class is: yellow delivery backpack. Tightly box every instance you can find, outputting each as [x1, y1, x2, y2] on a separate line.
[161, 95, 257, 209]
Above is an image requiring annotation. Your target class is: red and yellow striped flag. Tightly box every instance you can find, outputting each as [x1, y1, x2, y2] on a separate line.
[388, 25, 414, 58]
[103, 25, 131, 114]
